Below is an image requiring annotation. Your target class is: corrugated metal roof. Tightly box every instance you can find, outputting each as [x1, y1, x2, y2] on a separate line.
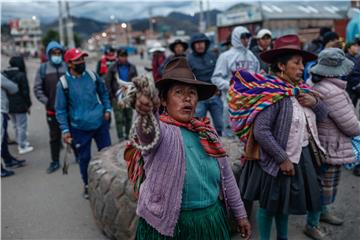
[260, 1, 348, 20]
[225, 1, 350, 20]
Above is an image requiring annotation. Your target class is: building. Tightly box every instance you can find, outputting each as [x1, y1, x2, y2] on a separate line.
[216, 1, 351, 44]
[8, 18, 42, 56]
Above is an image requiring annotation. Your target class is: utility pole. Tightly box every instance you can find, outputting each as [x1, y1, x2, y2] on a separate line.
[58, 0, 65, 46]
[64, 0, 75, 48]
[149, 7, 154, 33]
[199, 0, 205, 33]
[206, 0, 210, 29]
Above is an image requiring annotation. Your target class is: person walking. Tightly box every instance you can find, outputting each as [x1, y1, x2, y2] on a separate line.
[149, 43, 166, 82]
[96, 46, 116, 78]
[304, 48, 359, 239]
[187, 33, 223, 135]
[229, 35, 327, 240]
[344, 40, 360, 107]
[128, 57, 251, 239]
[251, 29, 272, 73]
[211, 26, 260, 137]
[105, 48, 138, 141]
[55, 48, 112, 199]
[1, 73, 26, 177]
[160, 39, 188, 75]
[34, 41, 67, 174]
[3, 56, 33, 154]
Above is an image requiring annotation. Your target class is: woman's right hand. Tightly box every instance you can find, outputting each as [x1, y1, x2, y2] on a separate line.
[135, 93, 159, 116]
[280, 159, 295, 176]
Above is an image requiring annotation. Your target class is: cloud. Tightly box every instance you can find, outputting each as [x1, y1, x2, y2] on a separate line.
[1, 0, 239, 23]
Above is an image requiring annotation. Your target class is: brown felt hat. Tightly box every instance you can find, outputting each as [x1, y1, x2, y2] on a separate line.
[156, 57, 217, 100]
[260, 34, 317, 64]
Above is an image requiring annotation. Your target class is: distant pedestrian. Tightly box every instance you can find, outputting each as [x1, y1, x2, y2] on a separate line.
[160, 39, 188, 75]
[34, 41, 67, 174]
[149, 43, 166, 81]
[96, 46, 116, 78]
[1, 73, 26, 177]
[344, 40, 360, 107]
[3, 56, 33, 155]
[251, 29, 272, 73]
[106, 48, 138, 141]
[187, 33, 223, 135]
[55, 48, 112, 199]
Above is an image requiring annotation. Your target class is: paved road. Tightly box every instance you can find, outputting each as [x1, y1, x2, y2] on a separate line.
[1, 53, 359, 240]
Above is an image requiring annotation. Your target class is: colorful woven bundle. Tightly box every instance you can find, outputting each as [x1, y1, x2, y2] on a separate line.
[228, 70, 310, 143]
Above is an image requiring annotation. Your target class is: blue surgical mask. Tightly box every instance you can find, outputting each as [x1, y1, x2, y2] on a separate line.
[51, 55, 62, 65]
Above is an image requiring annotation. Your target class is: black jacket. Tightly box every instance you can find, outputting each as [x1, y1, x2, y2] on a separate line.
[3, 57, 31, 113]
[187, 33, 217, 83]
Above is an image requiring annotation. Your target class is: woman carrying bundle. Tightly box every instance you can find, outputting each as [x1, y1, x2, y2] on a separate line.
[228, 35, 328, 240]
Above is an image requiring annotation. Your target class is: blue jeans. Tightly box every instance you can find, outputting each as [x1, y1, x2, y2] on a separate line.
[10, 113, 28, 148]
[195, 95, 224, 136]
[71, 120, 111, 185]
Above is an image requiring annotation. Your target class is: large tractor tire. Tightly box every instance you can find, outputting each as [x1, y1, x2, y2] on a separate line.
[88, 138, 243, 240]
[88, 142, 138, 240]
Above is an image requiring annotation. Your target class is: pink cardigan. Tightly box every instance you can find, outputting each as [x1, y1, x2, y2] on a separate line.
[312, 78, 360, 165]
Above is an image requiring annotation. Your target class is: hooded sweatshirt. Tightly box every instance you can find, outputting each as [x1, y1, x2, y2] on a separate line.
[33, 41, 67, 112]
[211, 26, 260, 92]
[187, 33, 217, 83]
[3, 56, 32, 113]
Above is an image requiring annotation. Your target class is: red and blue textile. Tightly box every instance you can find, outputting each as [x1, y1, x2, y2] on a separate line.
[228, 70, 311, 143]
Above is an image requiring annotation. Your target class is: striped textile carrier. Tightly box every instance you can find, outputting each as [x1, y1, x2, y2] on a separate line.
[227, 69, 311, 144]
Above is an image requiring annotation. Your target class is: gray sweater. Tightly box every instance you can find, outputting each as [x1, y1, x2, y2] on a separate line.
[253, 97, 328, 176]
[1, 73, 18, 114]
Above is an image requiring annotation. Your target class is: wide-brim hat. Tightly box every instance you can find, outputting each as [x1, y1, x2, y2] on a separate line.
[260, 34, 317, 64]
[310, 48, 354, 77]
[169, 39, 188, 53]
[156, 57, 217, 101]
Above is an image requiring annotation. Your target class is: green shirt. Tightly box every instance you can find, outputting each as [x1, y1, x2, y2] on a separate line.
[180, 127, 220, 209]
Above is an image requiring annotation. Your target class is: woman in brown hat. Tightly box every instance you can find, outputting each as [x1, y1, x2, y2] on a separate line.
[237, 34, 328, 240]
[130, 57, 251, 239]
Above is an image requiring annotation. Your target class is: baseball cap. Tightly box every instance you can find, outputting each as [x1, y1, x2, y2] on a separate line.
[256, 29, 272, 39]
[64, 48, 89, 63]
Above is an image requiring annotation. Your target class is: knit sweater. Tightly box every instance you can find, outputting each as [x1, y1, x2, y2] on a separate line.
[253, 97, 328, 177]
[136, 115, 247, 237]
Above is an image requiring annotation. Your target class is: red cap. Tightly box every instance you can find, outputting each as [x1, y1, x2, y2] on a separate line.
[64, 48, 89, 63]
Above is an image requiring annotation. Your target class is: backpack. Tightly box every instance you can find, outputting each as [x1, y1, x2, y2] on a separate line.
[59, 70, 101, 109]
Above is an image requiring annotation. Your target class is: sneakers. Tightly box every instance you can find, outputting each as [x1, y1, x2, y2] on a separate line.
[46, 161, 60, 174]
[1, 167, 15, 177]
[5, 158, 26, 168]
[18, 145, 34, 155]
[83, 185, 89, 200]
[303, 225, 326, 240]
[320, 212, 344, 225]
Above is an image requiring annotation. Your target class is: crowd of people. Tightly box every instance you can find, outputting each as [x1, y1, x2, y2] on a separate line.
[1, 23, 360, 240]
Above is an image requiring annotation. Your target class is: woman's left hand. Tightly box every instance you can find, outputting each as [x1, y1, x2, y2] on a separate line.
[238, 218, 252, 239]
[297, 93, 317, 108]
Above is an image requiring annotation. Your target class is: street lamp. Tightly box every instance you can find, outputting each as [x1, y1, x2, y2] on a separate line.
[121, 23, 129, 45]
[32, 16, 37, 21]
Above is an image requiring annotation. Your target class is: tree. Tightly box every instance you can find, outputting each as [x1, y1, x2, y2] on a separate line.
[41, 29, 83, 48]
[41, 29, 59, 48]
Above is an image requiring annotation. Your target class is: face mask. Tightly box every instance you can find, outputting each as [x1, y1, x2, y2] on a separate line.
[51, 55, 62, 65]
[73, 62, 86, 74]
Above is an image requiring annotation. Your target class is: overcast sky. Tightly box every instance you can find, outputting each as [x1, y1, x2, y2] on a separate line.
[1, 0, 240, 23]
[1, 0, 349, 24]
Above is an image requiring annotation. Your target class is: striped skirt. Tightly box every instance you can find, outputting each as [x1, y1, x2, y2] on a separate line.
[319, 164, 341, 205]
